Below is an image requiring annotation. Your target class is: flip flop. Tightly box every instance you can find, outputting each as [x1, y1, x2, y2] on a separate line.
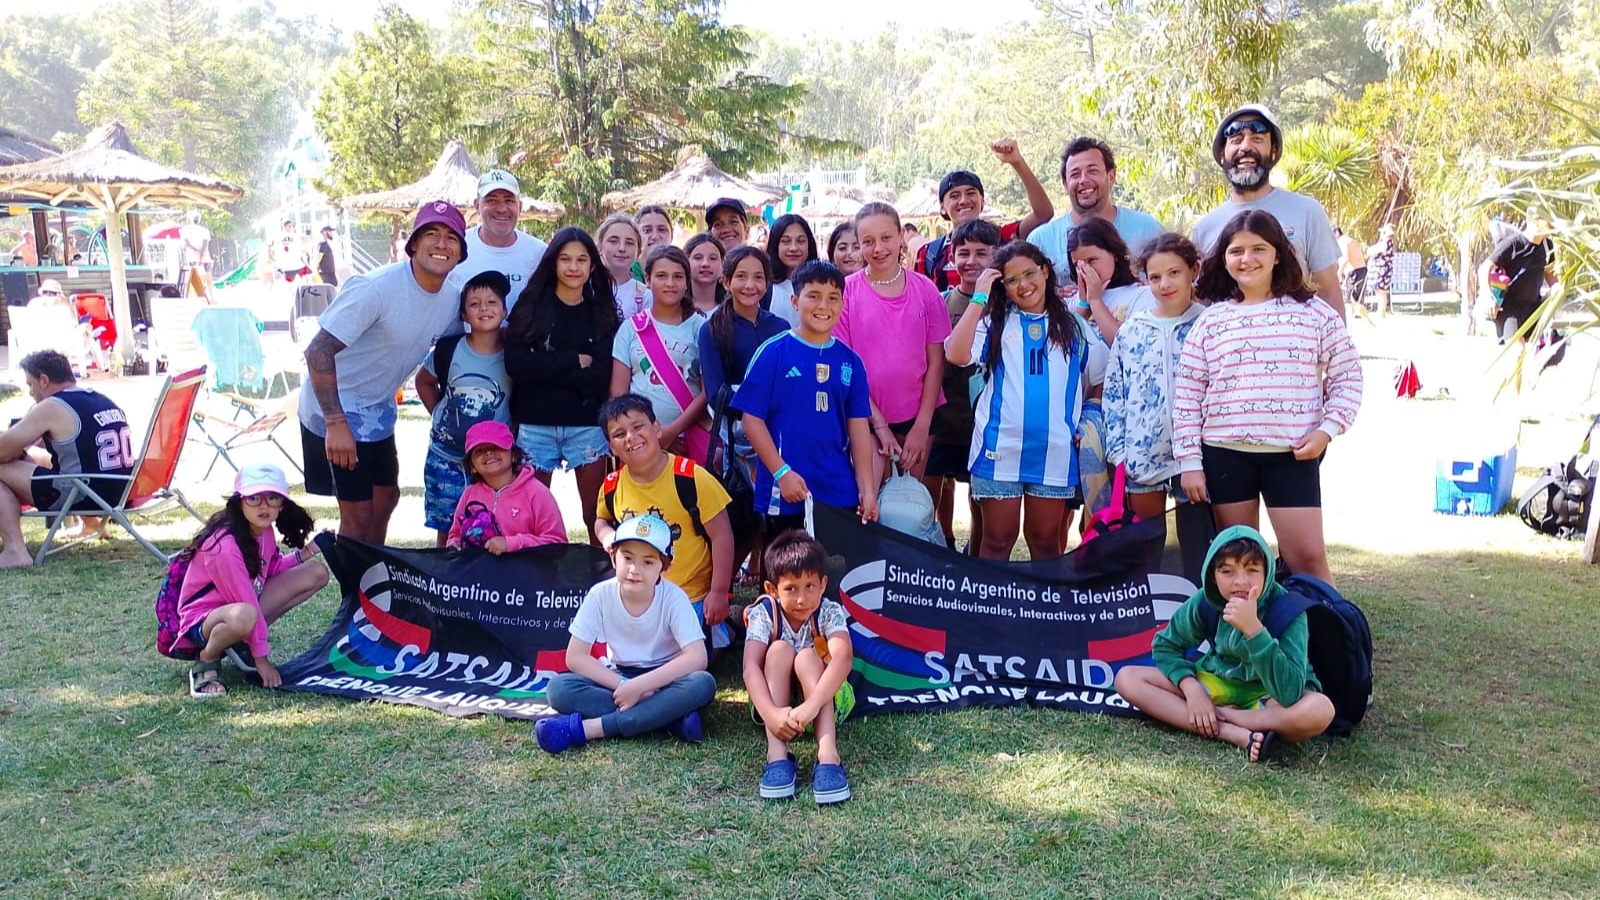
[1247, 730, 1278, 764]
[188, 660, 226, 699]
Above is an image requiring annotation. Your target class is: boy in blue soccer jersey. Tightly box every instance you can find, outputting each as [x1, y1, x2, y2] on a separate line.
[733, 261, 879, 533]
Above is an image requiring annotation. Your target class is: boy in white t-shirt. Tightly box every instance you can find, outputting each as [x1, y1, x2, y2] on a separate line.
[536, 515, 717, 753]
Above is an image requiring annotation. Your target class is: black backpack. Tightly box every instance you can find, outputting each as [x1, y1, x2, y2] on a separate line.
[1517, 456, 1596, 540]
[1197, 573, 1374, 738]
[919, 234, 952, 291]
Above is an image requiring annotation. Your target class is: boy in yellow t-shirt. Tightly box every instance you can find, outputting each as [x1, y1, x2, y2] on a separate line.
[595, 394, 735, 644]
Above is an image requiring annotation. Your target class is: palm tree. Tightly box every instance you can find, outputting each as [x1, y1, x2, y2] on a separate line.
[1278, 124, 1386, 237]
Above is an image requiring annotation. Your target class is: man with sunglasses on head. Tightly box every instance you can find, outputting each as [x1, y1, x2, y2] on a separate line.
[1191, 105, 1346, 320]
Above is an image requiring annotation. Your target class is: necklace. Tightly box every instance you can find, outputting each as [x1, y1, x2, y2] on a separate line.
[868, 268, 904, 286]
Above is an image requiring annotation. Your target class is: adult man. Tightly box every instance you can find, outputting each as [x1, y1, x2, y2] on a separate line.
[267, 219, 309, 285]
[0, 351, 134, 567]
[8, 233, 39, 267]
[313, 225, 339, 287]
[298, 201, 469, 543]
[706, 197, 749, 248]
[454, 169, 548, 312]
[1028, 137, 1165, 275]
[1490, 215, 1556, 350]
[916, 138, 1054, 292]
[179, 211, 213, 302]
[1191, 105, 1345, 319]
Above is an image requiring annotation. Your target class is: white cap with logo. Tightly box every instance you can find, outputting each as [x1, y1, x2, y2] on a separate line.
[609, 514, 674, 558]
[477, 169, 521, 200]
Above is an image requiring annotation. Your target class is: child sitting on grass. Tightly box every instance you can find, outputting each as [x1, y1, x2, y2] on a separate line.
[1113, 525, 1335, 762]
[446, 421, 567, 552]
[742, 529, 855, 804]
[535, 514, 716, 753]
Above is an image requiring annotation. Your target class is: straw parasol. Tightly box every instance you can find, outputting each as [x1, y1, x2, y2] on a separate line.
[341, 140, 565, 221]
[895, 179, 1013, 224]
[601, 146, 784, 218]
[0, 126, 61, 167]
[0, 121, 242, 357]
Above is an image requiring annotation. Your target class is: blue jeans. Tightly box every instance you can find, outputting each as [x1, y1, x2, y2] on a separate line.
[545, 668, 716, 739]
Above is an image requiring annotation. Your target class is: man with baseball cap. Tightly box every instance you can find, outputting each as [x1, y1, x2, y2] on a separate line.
[916, 138, 1054, 292]
[454, 168, 549, 313]
[313, 224, 339, 287]
[706, 197, 750, 249]
[1191, 105, 1346, 319]
[299, 200, 469, 543]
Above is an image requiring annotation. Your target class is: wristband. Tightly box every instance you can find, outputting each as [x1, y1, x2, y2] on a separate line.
[970, 290, 988, 307]
[772, 464, 792, 481]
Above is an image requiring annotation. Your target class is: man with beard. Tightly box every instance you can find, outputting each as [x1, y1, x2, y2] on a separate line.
[455, 169, 549, 313]
[1028, 137, 1165, 276]
[1191, 105, 1345, 319]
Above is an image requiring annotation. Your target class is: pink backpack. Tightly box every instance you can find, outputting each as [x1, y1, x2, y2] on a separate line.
[154, 554, 211, 659]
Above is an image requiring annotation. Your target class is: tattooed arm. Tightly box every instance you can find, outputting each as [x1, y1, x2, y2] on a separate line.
[305, 330, 357, 469]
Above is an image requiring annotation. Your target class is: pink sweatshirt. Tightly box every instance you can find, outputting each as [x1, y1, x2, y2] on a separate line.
[446, 465, 568, 549]
[1172, 297, 1362, 470]
[176, 528, 300, 658]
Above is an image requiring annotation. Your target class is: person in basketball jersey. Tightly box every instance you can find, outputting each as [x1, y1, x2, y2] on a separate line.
[0, 351, 135, 566]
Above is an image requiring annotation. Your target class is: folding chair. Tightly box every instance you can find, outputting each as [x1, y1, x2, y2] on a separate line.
[22, 366, 209, 564]
[1391, 251, 1425, 313]
[190, 390, 303, 479]
[191, 306, 292, 397]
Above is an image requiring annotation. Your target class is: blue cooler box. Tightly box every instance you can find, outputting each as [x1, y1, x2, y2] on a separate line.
[1434, 445, 1518, 516]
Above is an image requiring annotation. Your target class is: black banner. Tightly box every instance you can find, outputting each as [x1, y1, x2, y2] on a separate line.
[812, 503, 1198, 718]
[275, 538, 611, 720]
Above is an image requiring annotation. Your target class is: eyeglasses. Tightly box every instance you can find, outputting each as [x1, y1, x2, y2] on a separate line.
[242, 493, 286, 508]
[1001, 267, 1044, 289]
[1223, 119, 1273, 139]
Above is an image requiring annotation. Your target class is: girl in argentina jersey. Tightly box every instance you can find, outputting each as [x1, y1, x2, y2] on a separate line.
[946, 241, 1106, 560]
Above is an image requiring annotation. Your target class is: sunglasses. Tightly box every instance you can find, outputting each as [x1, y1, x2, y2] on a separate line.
[1223, 119, 1273, 139]
[242, 493, 286, 508]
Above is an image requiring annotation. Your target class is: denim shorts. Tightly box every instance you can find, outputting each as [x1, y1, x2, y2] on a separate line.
[515, 424, 609, 472]
[969, 474, 1079, 502]
[423, 447, 467, 532]
[1126, 475, 1180, 495]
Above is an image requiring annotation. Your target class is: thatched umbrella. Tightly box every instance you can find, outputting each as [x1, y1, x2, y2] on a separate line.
[341, 140, 565, 221]
[895, 179, 1013, 225]
[0, 121, 242, 357]
[601, 147, 784, 219]
[0, 126, 61, 167]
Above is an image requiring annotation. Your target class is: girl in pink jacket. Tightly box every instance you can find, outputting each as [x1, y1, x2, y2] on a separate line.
[447, 421, 569, 552]
[177, 464, 330, 698]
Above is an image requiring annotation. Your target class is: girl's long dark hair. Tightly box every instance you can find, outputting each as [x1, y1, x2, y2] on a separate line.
[463, 445, 530, 483]
[709, 245, 771, 365]
[1194, 209, 1316, 303]
[765, 214, 819, 282]
[826, 221, 855, 260]
[983, 241, 1083, 379]
[643, 244, 696, 321]
[507, 229, 619, 349]
[179, 496, 314, 580]
[1065, 217, 1138, 289]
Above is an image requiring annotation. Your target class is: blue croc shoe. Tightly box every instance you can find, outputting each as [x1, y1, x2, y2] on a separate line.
[665, 710, 703, 743]
[759, 754, 797, 800]
[811, 763, 851, 805]
[534, 712, 587, 754]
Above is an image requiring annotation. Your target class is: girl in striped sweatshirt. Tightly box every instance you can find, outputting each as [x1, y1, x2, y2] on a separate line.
[1174, 210, 1362, 584]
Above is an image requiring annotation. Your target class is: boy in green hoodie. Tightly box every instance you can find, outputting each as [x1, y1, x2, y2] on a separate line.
[1114, 525, 1335, 761]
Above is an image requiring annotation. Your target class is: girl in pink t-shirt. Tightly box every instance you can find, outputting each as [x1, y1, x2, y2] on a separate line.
[175, 464, 329, 698]
[834, 202, 952, 489]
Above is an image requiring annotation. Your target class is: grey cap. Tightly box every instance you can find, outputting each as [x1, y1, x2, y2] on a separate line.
[1212, 104, 1283, 165]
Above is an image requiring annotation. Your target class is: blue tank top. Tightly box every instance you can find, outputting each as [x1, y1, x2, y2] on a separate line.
[47, 388, 134, 496]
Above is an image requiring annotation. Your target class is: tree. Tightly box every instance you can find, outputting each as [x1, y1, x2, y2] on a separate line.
[313, 6, 470, 202]
[1278, 123, 1385, 234]
[468, 0, 807, 223]
[0, 14, 111, 143]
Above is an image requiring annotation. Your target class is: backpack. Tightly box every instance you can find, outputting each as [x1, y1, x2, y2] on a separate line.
[155, 554, 211, 660]
[918, 235, 952, 292]
[602, 455, 711, 540]
[744, 595, 830, 662]
[876, 462, 946, 548]
[1517, 457, 1597, 539]
[456, 499, 501, 548]
[1196, 573, 1374, 737]
[704, 382, 763, 542]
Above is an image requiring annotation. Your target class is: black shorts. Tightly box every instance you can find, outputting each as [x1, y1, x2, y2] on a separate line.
[1201, 444, 1322, 508]
[301, 424, 399, 502]
[29, 467, 119, 513]
[924, 442, 970, 481]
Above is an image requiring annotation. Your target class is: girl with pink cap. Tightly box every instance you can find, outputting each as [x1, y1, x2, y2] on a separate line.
[446, 421, 568, 553]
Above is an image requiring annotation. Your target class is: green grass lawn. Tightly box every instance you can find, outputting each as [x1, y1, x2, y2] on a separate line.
[3, 513, 1599, 899]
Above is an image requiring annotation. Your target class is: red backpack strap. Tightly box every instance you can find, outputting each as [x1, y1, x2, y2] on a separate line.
[601, 470, 622, 522]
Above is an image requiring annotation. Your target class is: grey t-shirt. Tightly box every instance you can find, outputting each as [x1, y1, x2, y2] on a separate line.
[1191, 188, 1341, 280]
[1028, 206, 1167, 274]
[297, 261, 466, 441]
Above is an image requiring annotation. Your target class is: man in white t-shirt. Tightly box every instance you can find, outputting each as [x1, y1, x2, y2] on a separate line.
[455, 169, 549, 312]
[1190, 105, 1345, 320]
[179, 211, 213, 302]
[1028, 137, 1165, 276]
[298, 201, 469, 543]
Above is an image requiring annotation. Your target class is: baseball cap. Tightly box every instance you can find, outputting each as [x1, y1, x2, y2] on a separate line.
[1212, 104, 1283, 165]
[939, 170, 985, 202]
[464, 421, 516, 455]
[610, 514, 673, 559]
[234, 463, 290, 499]
[705, 197, 747, 223]
[406, 200, 469, 262]
[477, 168, 520, 200]
[320, 224, 335, 234]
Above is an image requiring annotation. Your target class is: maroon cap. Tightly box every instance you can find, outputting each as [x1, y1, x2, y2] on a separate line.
[406, 200, 469, 261]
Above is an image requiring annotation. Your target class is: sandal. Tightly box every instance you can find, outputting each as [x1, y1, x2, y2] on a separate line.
[189, 660, 226, 698]
[1247, 730, 1278, 764]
